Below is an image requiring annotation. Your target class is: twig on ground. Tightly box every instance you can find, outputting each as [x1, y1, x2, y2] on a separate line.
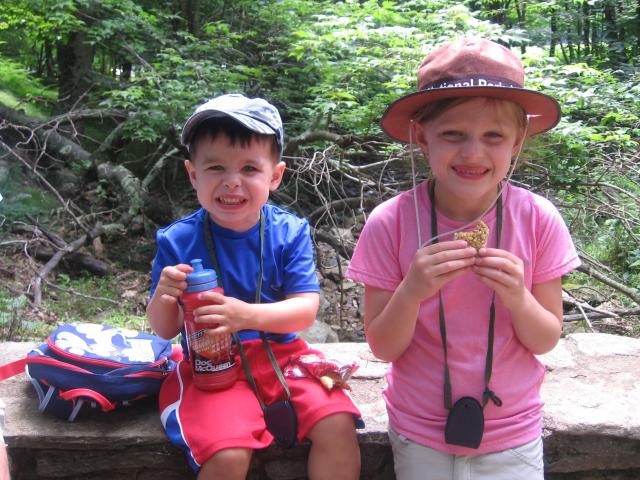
[563, 308, 640, 322]
[44, 279, 120, 305]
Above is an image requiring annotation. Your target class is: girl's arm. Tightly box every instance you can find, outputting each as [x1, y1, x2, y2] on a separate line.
[364, 284, 421, 362]
[474, 248, 563, 354]
[364, 240, 477, 362]
[509, 278, 563, 354]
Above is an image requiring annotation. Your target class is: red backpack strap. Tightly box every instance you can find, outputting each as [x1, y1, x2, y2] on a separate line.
[58, 389, 117, 412]
[170, 343, 183, 362]
[0, 358, 28, 381]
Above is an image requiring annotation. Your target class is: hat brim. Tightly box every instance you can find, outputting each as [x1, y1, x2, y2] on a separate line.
[380, 86, 561, 143]
[181, 110, 279, 147]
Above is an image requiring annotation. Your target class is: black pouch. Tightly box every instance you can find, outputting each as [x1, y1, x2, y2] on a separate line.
[444, 396, 484, 449]
[263, 399, 298, 449]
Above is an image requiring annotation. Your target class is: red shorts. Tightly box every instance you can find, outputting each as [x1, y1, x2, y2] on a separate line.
[159, 338, 362, 472]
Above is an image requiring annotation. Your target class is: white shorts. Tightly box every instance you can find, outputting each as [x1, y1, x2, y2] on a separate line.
[388, 427, 544, 480]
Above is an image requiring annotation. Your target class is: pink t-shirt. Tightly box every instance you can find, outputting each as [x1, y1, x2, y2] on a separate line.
[347, 182, 581, 454]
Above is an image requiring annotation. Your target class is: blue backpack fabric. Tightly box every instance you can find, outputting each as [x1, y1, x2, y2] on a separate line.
[0, 323, 177, 421]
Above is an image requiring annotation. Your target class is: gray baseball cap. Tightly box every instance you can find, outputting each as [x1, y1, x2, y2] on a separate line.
[181, 93, 284, 154]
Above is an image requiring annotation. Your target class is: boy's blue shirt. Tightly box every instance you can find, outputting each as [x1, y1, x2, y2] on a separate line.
[150, 203, 320, 347]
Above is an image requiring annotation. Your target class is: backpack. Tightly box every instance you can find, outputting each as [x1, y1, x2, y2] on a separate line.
[0, 323, 178, 421]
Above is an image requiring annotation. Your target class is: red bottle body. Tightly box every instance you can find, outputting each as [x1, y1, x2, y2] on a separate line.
[181, 262, 239, 390]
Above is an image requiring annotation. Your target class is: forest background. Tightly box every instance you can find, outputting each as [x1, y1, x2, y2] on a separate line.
[0, 0, 639, 342]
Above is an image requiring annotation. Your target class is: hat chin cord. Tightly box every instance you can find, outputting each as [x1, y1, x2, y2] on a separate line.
[408, 116, 530, 249]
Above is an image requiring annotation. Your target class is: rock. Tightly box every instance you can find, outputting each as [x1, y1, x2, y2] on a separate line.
[300, 320, 340, 343]
[540, 333, 640, 475]
[1, 334, 640, 479]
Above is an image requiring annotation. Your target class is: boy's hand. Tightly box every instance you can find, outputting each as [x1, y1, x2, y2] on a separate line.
[473, 248, 526, 310]
[401, 240, 477, 304]
[193, 292, 254, 333]
[154, 264, 193, 305]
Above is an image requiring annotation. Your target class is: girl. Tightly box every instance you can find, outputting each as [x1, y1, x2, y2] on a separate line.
[347, 38, 581, 480]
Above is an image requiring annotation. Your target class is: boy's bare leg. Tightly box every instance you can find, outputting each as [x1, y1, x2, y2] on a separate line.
[197, 448, 252, 480]
[306, 413, 361, 480]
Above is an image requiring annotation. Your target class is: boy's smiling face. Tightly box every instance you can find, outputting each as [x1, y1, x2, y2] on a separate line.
[185, 133, 285, 232]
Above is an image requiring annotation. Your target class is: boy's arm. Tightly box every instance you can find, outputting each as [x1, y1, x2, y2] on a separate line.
[146, 293, 182, 340]
[250, 292, 319, 333]
[193, 291, 319, 334]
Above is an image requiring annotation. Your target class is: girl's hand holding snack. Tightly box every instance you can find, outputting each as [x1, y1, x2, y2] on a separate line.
[473, 248, 526, 311]
[401, 240, 478, 304]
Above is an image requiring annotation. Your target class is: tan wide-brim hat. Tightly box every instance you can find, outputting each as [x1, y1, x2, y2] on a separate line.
[381, 38, 561, 143]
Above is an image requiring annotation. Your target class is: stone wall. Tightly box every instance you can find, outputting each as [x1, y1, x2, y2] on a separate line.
[1, 333, 639, 479]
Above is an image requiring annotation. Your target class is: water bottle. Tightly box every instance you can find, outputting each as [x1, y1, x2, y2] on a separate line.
[181, 258, 239, 390]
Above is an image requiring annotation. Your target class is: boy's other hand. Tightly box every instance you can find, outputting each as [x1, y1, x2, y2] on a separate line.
[155, 264, 193, 305]
[193, 292, 254, 333]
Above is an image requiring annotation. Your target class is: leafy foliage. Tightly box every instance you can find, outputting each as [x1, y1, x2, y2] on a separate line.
[0, 0, 639, 336]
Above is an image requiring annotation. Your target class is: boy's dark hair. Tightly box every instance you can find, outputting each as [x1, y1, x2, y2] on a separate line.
[189, 117, 281, 160]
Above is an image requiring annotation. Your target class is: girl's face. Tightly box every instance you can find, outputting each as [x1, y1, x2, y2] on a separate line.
[413, 97, 525, 221]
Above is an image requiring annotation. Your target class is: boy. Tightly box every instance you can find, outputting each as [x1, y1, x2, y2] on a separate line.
[147, 93, 361, 480]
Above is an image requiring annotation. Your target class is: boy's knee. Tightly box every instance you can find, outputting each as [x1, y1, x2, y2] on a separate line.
[308, 412, 359, 446]
[199, 448, 252, 480]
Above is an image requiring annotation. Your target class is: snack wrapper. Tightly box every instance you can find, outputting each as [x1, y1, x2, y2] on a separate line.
[284, 353, 359, 391]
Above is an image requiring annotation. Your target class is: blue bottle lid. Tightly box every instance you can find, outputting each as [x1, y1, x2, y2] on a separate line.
[185, 259, 219, 293]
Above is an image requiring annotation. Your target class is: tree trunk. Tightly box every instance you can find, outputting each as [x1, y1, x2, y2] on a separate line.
[516, 0, 527, 54]
[617, 0, 627, 60]
[583, 1, 591, 57]
[180, 0, 200, 35]
[603, 0, 625, 64]
[637, 0, 640, 58]
[56, 31, 94, 111]
[121, 61, 132, 82]
[550, 8, 558, 57]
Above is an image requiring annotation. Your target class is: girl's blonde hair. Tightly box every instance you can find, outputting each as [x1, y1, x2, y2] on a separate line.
[413, 97, 528, 133]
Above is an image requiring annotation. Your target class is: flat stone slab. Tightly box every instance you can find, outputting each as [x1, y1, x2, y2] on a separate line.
[1, 333, 639, 479]
[540, 333, 640, 474]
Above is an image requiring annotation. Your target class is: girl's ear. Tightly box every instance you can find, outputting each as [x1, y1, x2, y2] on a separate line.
[412, 120, 429, 150]
[511, 129, 526, 158]
[184, 159, 198, 188]
[270, 161, 286, 191]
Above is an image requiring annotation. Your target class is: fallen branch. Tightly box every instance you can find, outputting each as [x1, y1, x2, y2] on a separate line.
[577, 263, 640, 305]
[314, 230, 353, 261]
[97, 162, 147, 217]
[31, 223, 104, 307]
[285, 129, 361, 156]
[142, 146, 179, 190]
[563, 308, 640, 322]
[28, 245, 111, 275]
[0, 139, 90, 234]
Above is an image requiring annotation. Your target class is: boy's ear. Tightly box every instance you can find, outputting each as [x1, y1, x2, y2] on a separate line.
[270, 161, 286, 191]
[184, 159, 198, 188]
